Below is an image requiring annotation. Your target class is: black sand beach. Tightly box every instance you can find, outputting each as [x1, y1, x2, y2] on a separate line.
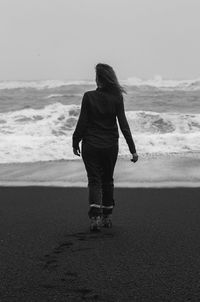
[1, 186, 200, 301]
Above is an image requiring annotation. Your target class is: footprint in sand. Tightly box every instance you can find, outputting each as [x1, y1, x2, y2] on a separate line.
[66, 231, 114, 242]
[73, 288, 100, 300]
[64, 271, 78, 277]
[52, 241, 74, 254]
[43, 258, 58, 270]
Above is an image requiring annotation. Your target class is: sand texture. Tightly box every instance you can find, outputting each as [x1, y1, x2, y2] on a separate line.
[1, 187, 200, 301]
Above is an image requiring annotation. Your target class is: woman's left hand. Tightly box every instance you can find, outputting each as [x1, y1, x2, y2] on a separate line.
[73, 146, 81, 156]
[131, 152, 138, 163]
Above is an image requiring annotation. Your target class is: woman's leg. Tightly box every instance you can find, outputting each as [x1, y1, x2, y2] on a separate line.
[81, 143, 102, 218]
[100, 144, 118, 216]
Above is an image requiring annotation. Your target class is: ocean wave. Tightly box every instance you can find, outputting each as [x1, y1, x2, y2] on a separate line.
[1, 76, 200, 91]
[0, 80, 94, 90]
[44, 93, 82, 99]
[0, 103, 199, 163]
[123, 75, 200, 90]
[44, 94, 64, 99]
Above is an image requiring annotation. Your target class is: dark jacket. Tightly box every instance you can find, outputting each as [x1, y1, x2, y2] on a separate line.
[72, 87, 136, 154]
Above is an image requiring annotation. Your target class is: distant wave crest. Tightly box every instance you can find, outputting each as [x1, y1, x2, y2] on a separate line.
[123, 75, 200, 90]
[1, 76, 200, 90]
[0, 80, 94, 90]
[44, 93, 82, 99]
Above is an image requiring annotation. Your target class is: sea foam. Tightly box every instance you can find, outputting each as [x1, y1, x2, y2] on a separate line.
[0, 103, 199, 163]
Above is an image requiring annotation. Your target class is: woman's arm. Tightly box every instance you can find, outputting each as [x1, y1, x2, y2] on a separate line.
[72, 93, 88, 154]
[117, 96, 137, 155]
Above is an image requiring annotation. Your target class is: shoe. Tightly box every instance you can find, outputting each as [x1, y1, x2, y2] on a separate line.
[102, 214, 112, 228]
[90, 216, 101, 232]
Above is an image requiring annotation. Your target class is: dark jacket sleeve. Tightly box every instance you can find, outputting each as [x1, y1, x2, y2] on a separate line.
[72, 93, 88, 149]
[117, 96, 136, 154]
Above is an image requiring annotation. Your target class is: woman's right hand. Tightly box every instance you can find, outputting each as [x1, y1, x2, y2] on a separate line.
[131, 152, 138, 163]
[73, 146, 81, 157]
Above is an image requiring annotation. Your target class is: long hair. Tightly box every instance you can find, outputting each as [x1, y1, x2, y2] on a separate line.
[95, 63, 126, 96]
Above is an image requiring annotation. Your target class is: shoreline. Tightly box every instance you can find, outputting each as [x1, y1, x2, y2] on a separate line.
[0, 181, 200, 188]
[0, 153, 199, 187]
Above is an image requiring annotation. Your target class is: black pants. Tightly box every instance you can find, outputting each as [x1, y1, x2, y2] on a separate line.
[81, 142, 118, 218]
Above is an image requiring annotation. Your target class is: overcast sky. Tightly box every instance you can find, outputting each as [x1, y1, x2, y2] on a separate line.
[0, 0, 200, 80]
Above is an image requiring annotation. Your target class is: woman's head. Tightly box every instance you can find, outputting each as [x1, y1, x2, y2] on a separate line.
[95, 63, 126, 95]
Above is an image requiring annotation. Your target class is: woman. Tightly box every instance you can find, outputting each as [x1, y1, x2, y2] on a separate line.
[72, 63, 138, 231]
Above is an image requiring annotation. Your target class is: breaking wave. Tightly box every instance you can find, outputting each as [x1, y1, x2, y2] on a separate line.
[0, 103, 199, 163]
[1, 76, 200, 91]
[0, 80, 94, 90]
[123, 75, 200, 90]
[44, 93, 82, 99]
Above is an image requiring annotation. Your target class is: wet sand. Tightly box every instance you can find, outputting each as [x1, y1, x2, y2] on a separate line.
[0, 154, 200, 187]
[1, 186, 200, 301]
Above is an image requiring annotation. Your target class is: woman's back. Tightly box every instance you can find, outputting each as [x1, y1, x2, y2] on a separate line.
[73, 87, 136, 153]
[83, 88, 120, 148]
